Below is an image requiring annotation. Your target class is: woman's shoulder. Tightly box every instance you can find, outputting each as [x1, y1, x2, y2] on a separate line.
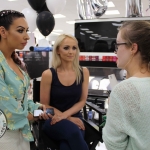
[82, 67, 89, 75]
[81, 67, 89, 80]
[114, 77, 150, 90]
[114, 77, 138, 88]
[111, 77, 150, 102]
[42, 68, 52, 79]
[111, 78, 138, 96]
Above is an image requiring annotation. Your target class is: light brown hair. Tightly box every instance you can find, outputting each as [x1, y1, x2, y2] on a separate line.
[119, 21, 150, 66]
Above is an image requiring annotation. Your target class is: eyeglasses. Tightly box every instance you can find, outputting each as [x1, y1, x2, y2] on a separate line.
[114, 42, 127, 52]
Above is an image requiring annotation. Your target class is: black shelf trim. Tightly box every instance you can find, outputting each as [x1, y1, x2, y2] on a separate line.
[79, 61, 117, 67]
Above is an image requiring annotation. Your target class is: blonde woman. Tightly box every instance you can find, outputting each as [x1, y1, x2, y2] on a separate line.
[40, 34, 89, 150]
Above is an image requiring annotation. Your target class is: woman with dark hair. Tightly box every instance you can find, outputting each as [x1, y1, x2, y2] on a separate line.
[103, 21, 150, 149]
[0, 10, 43, 150]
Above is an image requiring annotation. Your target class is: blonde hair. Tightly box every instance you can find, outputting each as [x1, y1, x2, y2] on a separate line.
[51, 34, 82, 84]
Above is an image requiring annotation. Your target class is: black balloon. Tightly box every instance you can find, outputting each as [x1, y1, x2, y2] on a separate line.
[36, 11, 55, 36]
[27, 0, 46, 11]
[37, 3, 50, 14]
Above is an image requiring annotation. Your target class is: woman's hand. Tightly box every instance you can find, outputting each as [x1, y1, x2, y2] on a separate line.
[50, 113, 67, 125]
[39, 105, 50, 120]
[27, 113, 38, 121]
[38, 104, 44, 110]
[68, 117, 85, 130]
[39, 105, 63, 120]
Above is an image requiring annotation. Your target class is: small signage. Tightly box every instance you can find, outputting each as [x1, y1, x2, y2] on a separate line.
[0, 109, 7, 138]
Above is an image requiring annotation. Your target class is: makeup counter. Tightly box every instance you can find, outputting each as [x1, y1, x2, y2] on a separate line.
[79, 58, 125, 129]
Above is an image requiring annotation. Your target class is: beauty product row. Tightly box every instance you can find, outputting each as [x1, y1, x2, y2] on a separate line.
[79, 56, 117, 62]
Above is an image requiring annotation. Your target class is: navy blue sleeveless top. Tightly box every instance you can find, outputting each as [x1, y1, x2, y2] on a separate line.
[49, 68, 83, 118]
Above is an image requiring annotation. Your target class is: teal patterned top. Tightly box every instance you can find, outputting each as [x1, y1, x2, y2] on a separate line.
[0, 51, 40, 141]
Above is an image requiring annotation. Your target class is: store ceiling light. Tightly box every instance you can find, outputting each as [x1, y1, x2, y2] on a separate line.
[86, 31, 93, 33]
[54, 14, 66, 18]
[66, 21, 75, 24]
[89, 36, 96, 40]
[108, 1, 115, 7]
[80, 28, 89, 31]
[105, 10, 120, 15]
[91, 34, 98, 36]
[53, 30, 63, 32]
[80, 32, 85, 35]
[112, 23, 122, 27]
[95, 35, 101, 37]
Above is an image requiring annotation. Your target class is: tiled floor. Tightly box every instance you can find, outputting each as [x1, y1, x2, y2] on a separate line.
[96, 142, 107, 150]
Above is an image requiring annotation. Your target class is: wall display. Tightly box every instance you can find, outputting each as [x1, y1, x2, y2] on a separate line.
[75, 18, 150, 53]
[17, 51, 49, 79]
[75, 21, 122, 52]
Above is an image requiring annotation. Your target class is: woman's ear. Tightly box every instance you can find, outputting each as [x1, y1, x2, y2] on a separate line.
[131, 43, 138, 54]
[0, 26, 7, 39]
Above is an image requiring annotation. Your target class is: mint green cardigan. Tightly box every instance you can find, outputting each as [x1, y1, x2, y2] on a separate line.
[0, 51, 40, 141]
[103, 77, 150, 150]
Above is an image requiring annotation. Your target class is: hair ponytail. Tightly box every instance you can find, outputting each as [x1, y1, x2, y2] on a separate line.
[11, 52, 27, 72]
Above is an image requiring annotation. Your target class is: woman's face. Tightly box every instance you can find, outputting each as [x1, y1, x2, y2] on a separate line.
[5, 17, 29, 50]
[57, 37, 78, 62]
[116, 30, 132, 69]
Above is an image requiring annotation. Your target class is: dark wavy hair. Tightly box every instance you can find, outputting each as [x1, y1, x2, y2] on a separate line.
[0, 10, 27, 72]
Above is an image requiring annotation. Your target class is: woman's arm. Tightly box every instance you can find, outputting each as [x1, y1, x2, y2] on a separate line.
[63, 67, 89, 118]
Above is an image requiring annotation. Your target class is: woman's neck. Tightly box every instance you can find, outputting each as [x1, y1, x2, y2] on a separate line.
[58, 62, 74, 72]
[0, 44, 14, 60]
[127, 64, 150, 78]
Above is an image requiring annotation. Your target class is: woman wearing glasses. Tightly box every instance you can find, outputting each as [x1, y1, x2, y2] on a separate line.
[103, 21, 150, 150]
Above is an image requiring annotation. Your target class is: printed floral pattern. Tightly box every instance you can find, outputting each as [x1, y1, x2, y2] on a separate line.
[0, 51, 40, 141]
